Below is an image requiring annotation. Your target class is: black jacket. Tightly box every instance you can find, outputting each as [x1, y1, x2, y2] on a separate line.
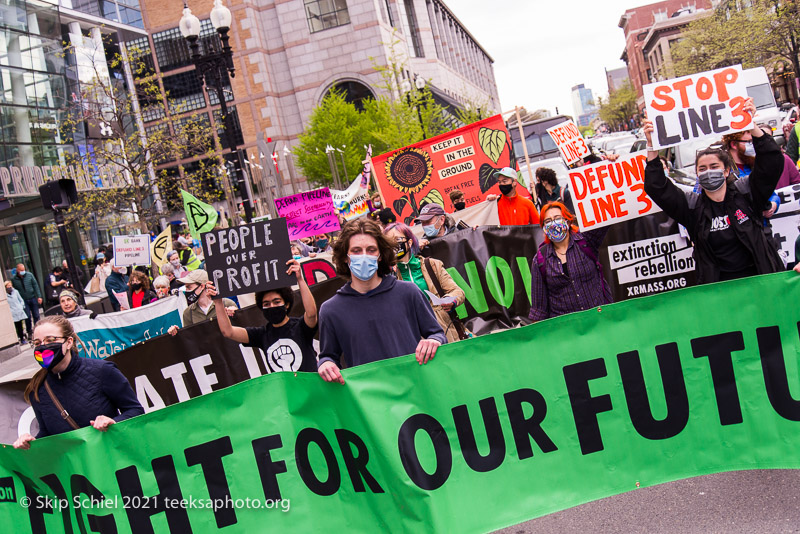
[30, 355, 143, 437]
[643, 133, 784, 284]
[126, 288, 158, 308]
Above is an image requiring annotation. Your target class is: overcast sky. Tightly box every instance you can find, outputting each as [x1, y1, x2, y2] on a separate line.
[447, 0, 644, 118]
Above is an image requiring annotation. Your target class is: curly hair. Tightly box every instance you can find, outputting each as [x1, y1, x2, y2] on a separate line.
[129, 270, 151, 291]
[255, 287, 294, 310]
[535, 167, 558, 187]
[332, 218, 396, 278]
[540, 201, 579, 244]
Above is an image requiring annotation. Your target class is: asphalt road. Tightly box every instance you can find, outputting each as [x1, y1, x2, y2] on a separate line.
[496, 470, 800, 533]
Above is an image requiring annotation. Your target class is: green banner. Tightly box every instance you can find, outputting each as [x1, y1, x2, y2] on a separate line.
[2, 273, 800, 533]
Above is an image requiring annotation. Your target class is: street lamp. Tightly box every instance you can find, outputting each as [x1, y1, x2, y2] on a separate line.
[401, 76, 426, 137]
[179, 0, 253, 223]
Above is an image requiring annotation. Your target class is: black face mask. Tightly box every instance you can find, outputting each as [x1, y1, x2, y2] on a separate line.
[395, 241, 409, 259]
[499, 183, 514, 195]
[263, 305, 288, 325]
[130, 283, 142, 291]
[454, 202, 466, 211]
[185, 287, 203, 305]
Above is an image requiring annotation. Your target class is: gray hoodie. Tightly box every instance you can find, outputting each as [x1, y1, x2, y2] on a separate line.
[317, 276, 446, 369]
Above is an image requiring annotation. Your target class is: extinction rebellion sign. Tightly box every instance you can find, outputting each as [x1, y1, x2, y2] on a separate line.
[1, 273, 800, 533]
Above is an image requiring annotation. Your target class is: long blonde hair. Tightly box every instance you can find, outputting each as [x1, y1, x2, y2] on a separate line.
[24, 315, 85, 403]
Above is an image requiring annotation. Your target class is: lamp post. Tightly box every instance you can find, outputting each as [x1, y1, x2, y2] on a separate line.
[401, 76, 426, 137]
[179, 0, 253, 223]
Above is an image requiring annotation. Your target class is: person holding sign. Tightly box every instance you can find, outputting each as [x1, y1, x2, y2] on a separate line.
[210, 259, 319, 374]
[528, 202, 612, 322]
[642, 98, 785, 283]
[317, 218, 446, 385]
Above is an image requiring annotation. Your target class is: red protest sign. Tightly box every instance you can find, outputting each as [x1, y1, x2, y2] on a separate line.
[372, 115, 526, 225]
[568, 153, 661, 231]
[643, 65, 752, 149]
[546, 120, 590, 165]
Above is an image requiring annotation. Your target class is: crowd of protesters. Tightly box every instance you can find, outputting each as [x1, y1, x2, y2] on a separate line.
[9, 96, 800, 448]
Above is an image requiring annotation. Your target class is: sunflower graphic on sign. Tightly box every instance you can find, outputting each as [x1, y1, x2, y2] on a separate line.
[385, 147, 436, 224]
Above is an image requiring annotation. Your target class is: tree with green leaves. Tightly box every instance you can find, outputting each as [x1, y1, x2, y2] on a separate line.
[59, 37, 225, 234]
[294, 33, 457, 188]
[597, 81, 638, 131]
[671, 0, 800, 83]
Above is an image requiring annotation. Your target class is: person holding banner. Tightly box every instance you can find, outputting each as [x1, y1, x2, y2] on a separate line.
[105, 260, 129, 312]
[58, 290, 91, 318]
[317, 218, 446, 385]
[126, 271, 158, 309]
[384, 223, 467, 343]
[168, 270, 236, 334]
[643, 98, 785, 283]
[528, 202, 613, 322]
[210, 259, 319, 373]
[13, 316, 144, 449]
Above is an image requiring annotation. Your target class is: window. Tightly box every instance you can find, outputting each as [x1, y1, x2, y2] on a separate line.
[325, 80, 374, 110]
[213, 106, 243, 149]
[206, 77, 233, 106]
[304, 0, 350, 33]
[152, 20, 220, 72]
[397, 0, 422, 57]
[124, 36, 155, 76]
[163, 71, 206, 114]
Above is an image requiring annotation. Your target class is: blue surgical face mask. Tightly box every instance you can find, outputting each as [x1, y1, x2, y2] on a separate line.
[348, 254, 379, 281]
[293, 255, 302, 260]
[423, 222, 439, 238]
[742, 141, 755, 158]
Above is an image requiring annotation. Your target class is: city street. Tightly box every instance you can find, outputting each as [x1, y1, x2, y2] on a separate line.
[499, 470, 800, 533]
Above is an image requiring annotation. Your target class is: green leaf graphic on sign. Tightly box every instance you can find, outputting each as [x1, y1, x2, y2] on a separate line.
[479, 128, 507, 164]
[479, 163, 500, 193]
[421, 188, 444, 208]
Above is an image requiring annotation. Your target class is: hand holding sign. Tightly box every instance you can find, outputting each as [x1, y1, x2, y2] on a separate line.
[201, 218, 294, 299]
[643, 65, 752, 149]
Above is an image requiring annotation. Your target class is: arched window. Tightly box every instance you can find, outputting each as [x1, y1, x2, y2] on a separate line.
[326, 81, 374, 111]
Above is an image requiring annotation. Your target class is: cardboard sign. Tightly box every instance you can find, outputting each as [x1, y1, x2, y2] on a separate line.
[568, 153, 661, 231]
[201, 219, 294, 298]
[112, 234, 151, 267]
[372, 115, 525, 226]
[643, 65, 752, 149]
[546, 120, 590, 165]
[332, 177, 370, 220]
[274, 187, 341, 240]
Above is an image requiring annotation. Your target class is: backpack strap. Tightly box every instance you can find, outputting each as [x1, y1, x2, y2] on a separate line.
[573, 233, 609, 295]
[535, 246, 547, 278]
[422, 257, 468, 341]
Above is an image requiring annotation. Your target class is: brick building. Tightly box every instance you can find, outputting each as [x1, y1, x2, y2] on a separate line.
[618, 0, 713, 109]
[136, 0, 500, 199]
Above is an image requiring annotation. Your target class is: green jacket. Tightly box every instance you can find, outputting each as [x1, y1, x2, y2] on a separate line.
[12, 271, 41, 300]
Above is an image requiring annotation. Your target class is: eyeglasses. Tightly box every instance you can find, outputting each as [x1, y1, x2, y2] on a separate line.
[543, 215, 565, 226]
[32, 336, 65, 348]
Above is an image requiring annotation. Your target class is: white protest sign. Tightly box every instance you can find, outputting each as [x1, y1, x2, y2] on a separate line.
[568, 153, 661, 231]
[643, 65, 752, 150]
[546, 120, 590, 165]
[113, 234, 151, 267]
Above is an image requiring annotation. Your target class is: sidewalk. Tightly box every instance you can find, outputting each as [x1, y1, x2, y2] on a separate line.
[0, 343, 38, 383]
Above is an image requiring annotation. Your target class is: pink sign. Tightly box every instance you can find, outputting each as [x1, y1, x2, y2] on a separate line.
[274, 187, 341, 240]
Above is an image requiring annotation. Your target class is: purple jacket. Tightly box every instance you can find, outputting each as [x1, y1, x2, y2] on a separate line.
[776, 154, 800, 190]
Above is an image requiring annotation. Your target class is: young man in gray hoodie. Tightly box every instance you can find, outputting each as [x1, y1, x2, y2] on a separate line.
[317, 218, 446, 385]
